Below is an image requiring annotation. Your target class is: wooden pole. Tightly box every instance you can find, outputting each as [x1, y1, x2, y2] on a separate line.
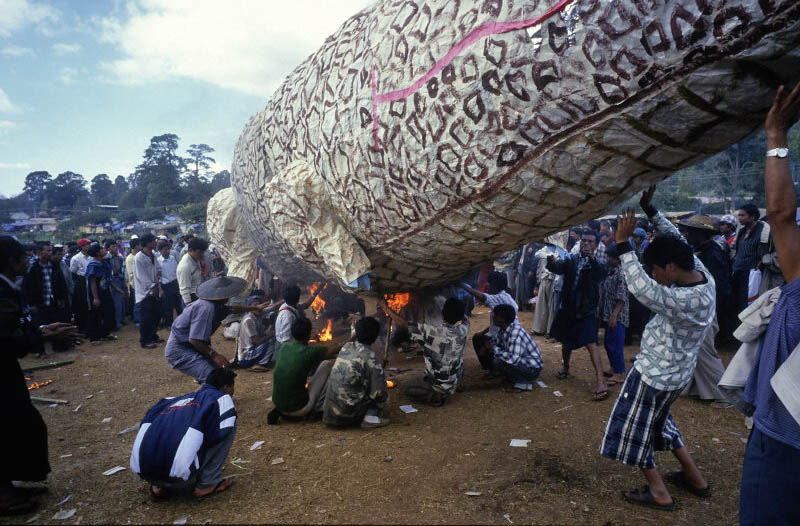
[23, 360, 75, 373]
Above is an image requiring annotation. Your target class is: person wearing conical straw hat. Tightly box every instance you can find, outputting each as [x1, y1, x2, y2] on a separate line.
[164, 276, 282, 383]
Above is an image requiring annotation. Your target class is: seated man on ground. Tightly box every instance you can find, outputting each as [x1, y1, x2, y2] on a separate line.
[236, 293, 283, 372]
[380, 297, 468, 406]
[269, 318, 342, 424]
[130, 368, 238, 500]
[472, 304, 543, 392]
[323, 317, 390, 428]
[164, 277, 267, 383]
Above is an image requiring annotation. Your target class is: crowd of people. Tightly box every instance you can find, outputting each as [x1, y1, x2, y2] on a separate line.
[1, 86, 799, 524]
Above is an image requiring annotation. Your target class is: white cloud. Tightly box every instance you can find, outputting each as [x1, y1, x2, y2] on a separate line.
[98, 0, 370, 97]
[0, 45, 34, 56]
[0, 88, 20, 113]
[0, 162, 31, 169]
[52, 42, 81, 55]
[0, 0, 58, 38]
[59, 67, 78, 84]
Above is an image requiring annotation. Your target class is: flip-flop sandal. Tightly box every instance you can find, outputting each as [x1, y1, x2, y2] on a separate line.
[664, 471, 713, 498]
[555, 369, 570, 380]
[592, 390, 610, 401]
[195, 478, 233, 499]
[246, 365, 270, 373]
[0, 496, 36, 516]
[622, 485, 676, 511]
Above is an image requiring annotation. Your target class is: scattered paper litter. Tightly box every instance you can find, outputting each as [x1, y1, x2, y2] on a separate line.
[270, 457, 284, 465]
[117, 423, 140, 436]
[102, 466, 126, 476]
[131, 388, 136, 392]
[173, 516, 188, 525]
[85, 395, 93, 399]
[52, 509, 77, 520]
[536, 380, 548, 388]
[55, 495, 71, 507]
[553, 390, 564, 397]
[740, 438, 748, 444]
[464, 491, 482, 496]
[712, 437, 720, 443]
[399, 404, 418, 414]
[503, 513, 513, 524]
[250, 440, 264, 451]
[26, 514, 40, 523]
[72, 404, 82, 413]
[101, 417, 112, 423]
[266, 396, 272, 401]
[60, 454, 72, 458]
[49, 404, 57, 408]
[509, 439, 531, 448]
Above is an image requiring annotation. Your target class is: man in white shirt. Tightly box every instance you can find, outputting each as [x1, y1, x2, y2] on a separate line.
[134, 234, 162, 349]
[157, 240, 182, 327]
[459, 271, 518, 343]
[69, 238, 91, 333]
[177, 238, 207, 305]
[274, 285, 323, 347]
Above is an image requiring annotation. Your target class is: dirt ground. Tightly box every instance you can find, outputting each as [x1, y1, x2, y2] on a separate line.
[7, 304, 747, 525]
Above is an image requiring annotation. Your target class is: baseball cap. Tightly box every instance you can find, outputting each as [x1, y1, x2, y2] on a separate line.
[77, 238, 90, 247]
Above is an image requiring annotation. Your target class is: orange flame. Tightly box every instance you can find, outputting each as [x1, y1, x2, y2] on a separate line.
[384, 292, 410, 313]
[307, 282, 327, 319]
[317, 319, 333, 342]
[28, 379, 54, 390]
[386, 380, 395, 389]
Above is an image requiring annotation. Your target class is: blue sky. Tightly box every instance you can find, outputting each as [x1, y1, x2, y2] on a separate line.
[0, 0, 368, 197]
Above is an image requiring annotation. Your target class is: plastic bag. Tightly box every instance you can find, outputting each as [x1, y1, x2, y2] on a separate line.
[747, 269, 762, 305]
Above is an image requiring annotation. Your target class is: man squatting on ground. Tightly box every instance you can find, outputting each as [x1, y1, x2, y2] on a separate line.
[268, 318, 343, 424]
[164, 276, 278, 384]
[323, 317, 391, 428]
[380, 297, 468, 407]
[471, 304, 543, 392]
[131, 368, 238, 500]
[599, 186, 714, 511]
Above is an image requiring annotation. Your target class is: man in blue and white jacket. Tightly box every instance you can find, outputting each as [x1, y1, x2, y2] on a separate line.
[130, 368, 237, 499]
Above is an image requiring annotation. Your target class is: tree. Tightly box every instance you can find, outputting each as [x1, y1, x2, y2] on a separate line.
[47, 171, 90, 210]
[22, 171, 52, 211]
[113, 175, 129, 204]
[186, 144, 215, 180]
[133, 134, 186, 208]
[91, 174, 115, 205]
[210, 170, 231, 193]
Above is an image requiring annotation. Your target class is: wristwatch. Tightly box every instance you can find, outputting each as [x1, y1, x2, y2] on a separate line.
[766, 147, 789, 158]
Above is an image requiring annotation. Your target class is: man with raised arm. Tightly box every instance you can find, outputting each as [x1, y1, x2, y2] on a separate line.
[738, 84, 800, 526]
[599, 186, 713, 511]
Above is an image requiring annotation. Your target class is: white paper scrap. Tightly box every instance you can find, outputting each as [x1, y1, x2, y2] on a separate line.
[464, 491, 482, 496]
[399, 405, 418, 414]
[72, 404, 82, 413]
[55, 495, 71, 506]
[102, 466, 126, 476]
[270, 457, 285, 465]
[101, 417, 112, 423]
[553, 390, 564, 397]
[250, 440, 264, 451]
[509, 439, 531, 448]
[53, 509, 77, 520]
[536, 380, 548, 388]
[174, 517, 188, 525]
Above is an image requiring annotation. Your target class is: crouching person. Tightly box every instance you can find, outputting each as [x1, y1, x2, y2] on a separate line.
[130, 368, 237, 500]
[269, 318, 340, 424]
[472, 304, 543, 392]
[379, 296, 468, 406]
[323, 317, 390, 428]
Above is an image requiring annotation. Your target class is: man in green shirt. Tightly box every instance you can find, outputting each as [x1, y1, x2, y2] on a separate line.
[269, 318, 341, 424]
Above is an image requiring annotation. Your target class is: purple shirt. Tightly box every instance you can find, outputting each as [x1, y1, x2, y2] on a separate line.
[742, 276, 800, 450]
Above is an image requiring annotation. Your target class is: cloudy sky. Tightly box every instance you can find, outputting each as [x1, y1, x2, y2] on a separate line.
[0, 0, 369, 197]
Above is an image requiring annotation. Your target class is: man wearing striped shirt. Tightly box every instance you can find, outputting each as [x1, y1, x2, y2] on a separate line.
[600, 187, 713, 511]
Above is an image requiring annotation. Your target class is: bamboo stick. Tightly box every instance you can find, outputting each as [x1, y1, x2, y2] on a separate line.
[23, 359, 75, 372]
[30, 396, 69, 405]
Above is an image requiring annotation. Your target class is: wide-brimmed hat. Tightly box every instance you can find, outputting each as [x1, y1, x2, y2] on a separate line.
[678, 214, 718, 232]
[197, 276, 248, 301]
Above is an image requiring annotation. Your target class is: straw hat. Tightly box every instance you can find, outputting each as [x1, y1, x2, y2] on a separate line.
[197, 276, 248, 301]
[677, 214, 718, 232]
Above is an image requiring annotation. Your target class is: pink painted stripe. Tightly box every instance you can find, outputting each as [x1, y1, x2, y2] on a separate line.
[375, 0, 574, 104]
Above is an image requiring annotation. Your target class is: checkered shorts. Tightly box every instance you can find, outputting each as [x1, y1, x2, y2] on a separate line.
[600, 368, 685, 468]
